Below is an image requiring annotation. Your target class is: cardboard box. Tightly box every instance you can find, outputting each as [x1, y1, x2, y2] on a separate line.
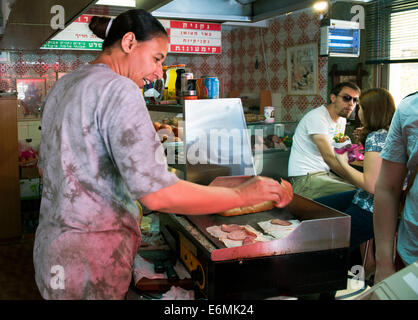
[356, 262, 418, 300]
[20, 178, 41, 200]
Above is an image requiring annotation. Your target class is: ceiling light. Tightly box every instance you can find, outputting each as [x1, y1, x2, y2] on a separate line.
[313, 1, 329, 12]
[95, 0, 136, 7]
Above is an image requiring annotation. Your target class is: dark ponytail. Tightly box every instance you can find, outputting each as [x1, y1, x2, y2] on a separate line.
[89, 9, 167, 50]
[89, 16, 110, 40]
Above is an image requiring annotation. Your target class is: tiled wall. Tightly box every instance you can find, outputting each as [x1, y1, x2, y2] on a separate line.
[0, 30, 234, 149]
[0, 29, 233, 101]
[0, 51, 99, 151]
[1, 8, 328, 146]
[230, 10, 328, 122]
[0, 46, 234, 149]
[0, 51, 98, 93]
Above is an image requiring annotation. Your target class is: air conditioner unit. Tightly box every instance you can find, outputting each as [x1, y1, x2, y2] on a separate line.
[320, 19, 360, 57]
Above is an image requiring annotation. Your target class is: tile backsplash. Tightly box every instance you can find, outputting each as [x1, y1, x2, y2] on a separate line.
[229, 10, 328, 122]
[1, 8, 329, 127]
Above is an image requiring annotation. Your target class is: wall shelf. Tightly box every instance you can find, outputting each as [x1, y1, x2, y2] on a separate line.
[147, 104, 183, 113]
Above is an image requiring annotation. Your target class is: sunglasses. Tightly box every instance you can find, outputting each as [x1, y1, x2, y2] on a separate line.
[338, 94, 360, 104]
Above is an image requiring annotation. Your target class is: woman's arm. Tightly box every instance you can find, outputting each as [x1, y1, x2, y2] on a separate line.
[140, 176, 287, 214]
[335, 150, 382, 194]
[373, 159, 407, 284]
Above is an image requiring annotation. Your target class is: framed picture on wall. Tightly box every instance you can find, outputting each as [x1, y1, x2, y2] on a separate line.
[287, 43, 318, 95]
[16, 78, 46, 121]
[329, 63, 368, 89]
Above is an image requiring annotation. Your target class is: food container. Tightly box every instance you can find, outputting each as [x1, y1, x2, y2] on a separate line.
[186, 79, 196, 91]
[181, 73, 194, 93]
[264, 106, 275, 123]
[183, 90, 197, 100]
[274, 123, 285, 137]
[175, 67, 186, 104]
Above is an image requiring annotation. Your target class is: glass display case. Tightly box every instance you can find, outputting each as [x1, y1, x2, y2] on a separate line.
[183, 98, 256, 185]
[146, 103, 185, 180]
[246, 121, 298, 180]
[147, 99, 298, 182]
[247, 121, 297, 151]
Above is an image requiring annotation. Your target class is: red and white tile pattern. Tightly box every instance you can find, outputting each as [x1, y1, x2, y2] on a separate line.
[0, 10, 328, 123]
[230, 10, 328, 122]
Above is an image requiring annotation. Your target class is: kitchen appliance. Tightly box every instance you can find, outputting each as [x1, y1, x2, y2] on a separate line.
[159, 194, 350, 299]
[159, 98, 350, 299]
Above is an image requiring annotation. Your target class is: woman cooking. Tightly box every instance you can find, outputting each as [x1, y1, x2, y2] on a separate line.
[34, 9, 292, 300]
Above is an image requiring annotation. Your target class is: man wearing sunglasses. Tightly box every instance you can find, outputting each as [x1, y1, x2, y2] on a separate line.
[288, 82, 361, 199]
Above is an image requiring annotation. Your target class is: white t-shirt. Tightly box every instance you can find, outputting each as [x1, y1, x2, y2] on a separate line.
[288, 105, 346, 176]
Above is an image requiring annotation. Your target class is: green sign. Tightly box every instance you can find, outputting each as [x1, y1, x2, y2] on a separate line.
[41, 40, 102, 51]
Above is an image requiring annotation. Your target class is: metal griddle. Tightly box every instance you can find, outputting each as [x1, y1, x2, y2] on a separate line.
[187, 206, 295, 250]
[159, 194, 351, 299]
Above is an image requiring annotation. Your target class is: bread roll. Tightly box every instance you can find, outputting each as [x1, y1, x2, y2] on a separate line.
[159, 123, 173, 134]
[218, 200, 275, 217]
[153, 122, 161, 131]
[172, 127, 178, 137]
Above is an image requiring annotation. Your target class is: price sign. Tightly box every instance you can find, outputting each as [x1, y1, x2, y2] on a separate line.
[41, 16, 222, 54]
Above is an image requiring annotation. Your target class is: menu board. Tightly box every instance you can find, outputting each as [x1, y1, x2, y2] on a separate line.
[41, 15, 102, 51]
[160, 19, 222, 54]
[41, 15, 222, 54]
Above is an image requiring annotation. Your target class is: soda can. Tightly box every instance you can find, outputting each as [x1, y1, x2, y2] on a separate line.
[204, 77, 219, 99]
[196, 78, 206, 99]
[186, 79, 196, 91]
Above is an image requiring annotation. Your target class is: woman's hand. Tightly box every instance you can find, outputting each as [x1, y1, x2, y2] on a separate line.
[236, 176, 281, 205]
[236, 176, 293, 208]
[275, 178, 293, 208]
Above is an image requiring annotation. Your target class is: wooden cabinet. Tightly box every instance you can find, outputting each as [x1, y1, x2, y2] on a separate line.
[0, 94, 21, 239]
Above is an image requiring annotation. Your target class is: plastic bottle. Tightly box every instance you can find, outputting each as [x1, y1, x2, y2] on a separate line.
[162, 65, 168, 100]
[175, 65, 186, 104]
[166, 66, 178, 101]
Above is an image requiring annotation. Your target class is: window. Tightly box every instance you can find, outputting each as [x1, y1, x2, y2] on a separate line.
[389, 63, 418, 106]
[366, 1, 418, 105]
[388, 7, 418, 105]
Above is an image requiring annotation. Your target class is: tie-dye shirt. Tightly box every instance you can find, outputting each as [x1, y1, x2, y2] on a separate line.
[34, 63, 178, 299]
[352, 129, 388, 213]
